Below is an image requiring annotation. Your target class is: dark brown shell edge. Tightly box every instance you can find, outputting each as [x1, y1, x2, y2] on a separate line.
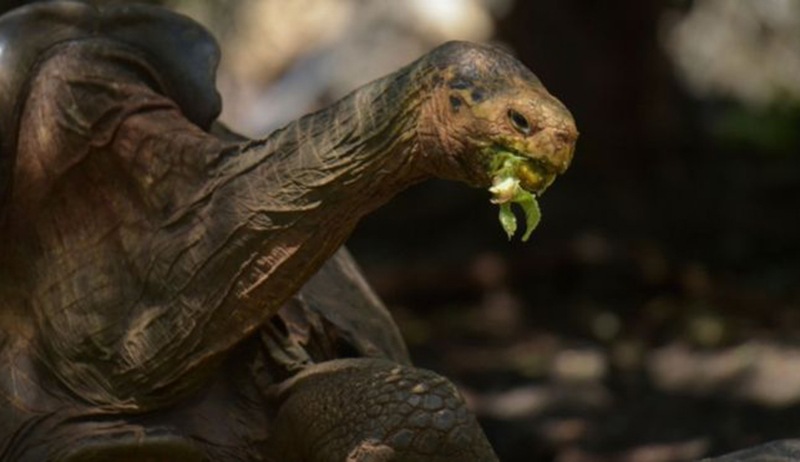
[0, 0, 221, 224]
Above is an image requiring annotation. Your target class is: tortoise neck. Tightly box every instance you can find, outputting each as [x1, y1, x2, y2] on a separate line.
[189, 63, 439, 356]
[3, 38, 446, 403]
[243, 63, 430, 208]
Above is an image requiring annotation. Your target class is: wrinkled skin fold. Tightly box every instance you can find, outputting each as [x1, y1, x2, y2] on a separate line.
[0, 2, 580, 461]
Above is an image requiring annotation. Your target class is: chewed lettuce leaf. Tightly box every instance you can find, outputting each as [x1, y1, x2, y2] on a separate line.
[494, 186, 541, 241]
[497, 203, 517, 239]
[489, 152, 542, 242]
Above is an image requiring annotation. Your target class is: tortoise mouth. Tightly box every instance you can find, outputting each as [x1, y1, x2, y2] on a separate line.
[514, 157, 557, 195]
[488, 145, 558, 196]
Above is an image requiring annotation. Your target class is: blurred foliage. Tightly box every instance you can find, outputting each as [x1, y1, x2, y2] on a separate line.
[712, 103, 800, 155]
[664, 0, 800, 107]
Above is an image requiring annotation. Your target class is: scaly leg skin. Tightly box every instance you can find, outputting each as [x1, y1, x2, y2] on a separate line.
[267, 358, 498, 462]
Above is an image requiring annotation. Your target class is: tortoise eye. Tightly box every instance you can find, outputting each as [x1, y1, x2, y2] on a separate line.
[507, 109, 531, 135]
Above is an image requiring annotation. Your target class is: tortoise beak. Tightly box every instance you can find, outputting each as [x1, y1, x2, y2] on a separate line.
[517, 126, 577, 195]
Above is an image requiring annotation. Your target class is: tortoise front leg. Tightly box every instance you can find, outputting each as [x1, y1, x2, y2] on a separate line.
[267, 358, 498, 462]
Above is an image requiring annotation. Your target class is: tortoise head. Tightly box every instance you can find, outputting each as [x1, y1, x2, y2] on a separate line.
[417, 41, 578, 194]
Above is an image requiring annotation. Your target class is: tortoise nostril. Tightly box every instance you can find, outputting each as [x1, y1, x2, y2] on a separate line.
[554, 130, 576, 145]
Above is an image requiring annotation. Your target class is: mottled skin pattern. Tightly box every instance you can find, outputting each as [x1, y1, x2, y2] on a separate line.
[0, 2, 580, 461]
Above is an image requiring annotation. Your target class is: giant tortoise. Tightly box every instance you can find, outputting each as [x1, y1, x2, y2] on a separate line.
[0, 2, 581, 461]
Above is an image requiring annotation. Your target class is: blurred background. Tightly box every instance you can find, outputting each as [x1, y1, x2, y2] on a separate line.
[3, 0, 799, 460]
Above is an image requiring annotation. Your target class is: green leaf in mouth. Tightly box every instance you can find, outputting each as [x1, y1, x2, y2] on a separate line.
[489, 152, 543, 242]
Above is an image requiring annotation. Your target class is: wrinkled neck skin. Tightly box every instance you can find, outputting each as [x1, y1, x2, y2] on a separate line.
[205, 62, 435, 345]
[4, 40, 446, 408]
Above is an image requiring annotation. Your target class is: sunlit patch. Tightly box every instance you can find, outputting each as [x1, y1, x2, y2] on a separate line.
[408, 0, 493, 41]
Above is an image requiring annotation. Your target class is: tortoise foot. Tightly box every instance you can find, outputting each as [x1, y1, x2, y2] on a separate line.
[268, 358, 498, 462]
